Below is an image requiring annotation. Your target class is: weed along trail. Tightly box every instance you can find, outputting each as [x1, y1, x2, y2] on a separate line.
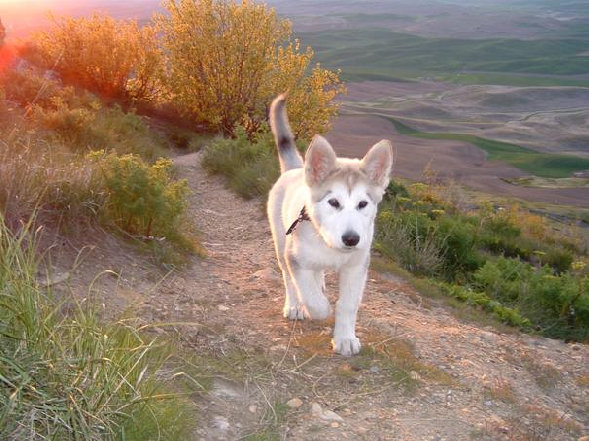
[163, 152, 589, 441]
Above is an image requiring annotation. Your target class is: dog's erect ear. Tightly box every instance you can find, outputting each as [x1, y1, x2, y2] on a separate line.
[305, 135, 337, 186]
[361, 139, 394, 188]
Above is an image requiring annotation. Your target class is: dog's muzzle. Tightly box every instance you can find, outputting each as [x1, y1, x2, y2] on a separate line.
[342, 231, 360, 247]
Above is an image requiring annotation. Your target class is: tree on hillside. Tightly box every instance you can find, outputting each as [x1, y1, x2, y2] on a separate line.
[33, 13, 162, 101]
[157, 0, 344, 137]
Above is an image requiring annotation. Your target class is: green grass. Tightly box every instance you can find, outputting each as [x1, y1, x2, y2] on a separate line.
[0, 127, 106, 230]
[504, 176, 589, 189]
[201, 126, 281, 200]
[388, 118, 589, 178]
[300, 29, 589, 86]
[375, 180, 589, 341]
[0, 216, 196, 440]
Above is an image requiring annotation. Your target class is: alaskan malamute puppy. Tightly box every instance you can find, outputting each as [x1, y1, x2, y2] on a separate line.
[267, 95, 394, 356]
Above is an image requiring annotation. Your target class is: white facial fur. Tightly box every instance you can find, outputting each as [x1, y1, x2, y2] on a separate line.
[303, 136, 392, 252]
[310, 180, 380, 251]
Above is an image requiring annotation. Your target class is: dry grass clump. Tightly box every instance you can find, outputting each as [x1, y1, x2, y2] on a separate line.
[0, 129, 105, 231]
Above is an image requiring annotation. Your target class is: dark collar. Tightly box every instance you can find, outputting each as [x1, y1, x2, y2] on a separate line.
[286, 206, 310, 235]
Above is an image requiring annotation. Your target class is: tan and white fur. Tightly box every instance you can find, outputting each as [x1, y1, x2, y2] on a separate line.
[267, 95, 394, 356]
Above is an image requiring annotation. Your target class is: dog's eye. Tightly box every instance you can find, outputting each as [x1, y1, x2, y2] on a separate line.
[357, 200, 368, 209]
[328, 198, 340, 209]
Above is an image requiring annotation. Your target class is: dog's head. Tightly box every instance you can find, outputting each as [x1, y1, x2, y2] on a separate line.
[304, 135, 393, 251]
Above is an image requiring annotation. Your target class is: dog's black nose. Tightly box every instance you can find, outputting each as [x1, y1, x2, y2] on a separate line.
[342, 232, 360, 247]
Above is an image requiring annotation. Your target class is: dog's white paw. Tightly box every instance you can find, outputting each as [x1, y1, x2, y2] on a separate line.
[283, 304, 307, 320]
[332, 336, 361, 356]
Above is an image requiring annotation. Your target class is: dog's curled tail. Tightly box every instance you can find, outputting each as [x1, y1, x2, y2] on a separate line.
[269, 94, 303, 174]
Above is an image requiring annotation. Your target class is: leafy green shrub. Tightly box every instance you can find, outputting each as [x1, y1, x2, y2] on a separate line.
[472, 257, 589, 340]
[479, 225, 574, 273]
[376, 210, 444, 276]
[376, 178, 589, 340]
[34, 99, 96, 141]
[544, 247, 574, 274]
[480, 232, 525, 258]
[483, 207, 521, 238]
[202, 126, 281, 199]
[32, 13, 163, 101]
[87, 106, 168, 160]
[473, 257, 530, 304]
[436, 282, 532, 329]
[436, 215, 484, 280]
[479, 205, 528, 257]
[91, 152, 189, 238]
[0, 217, 195, 440]
[383, 179, 410, 201]
[378, 184, 482, 280]
[157, 0, 344, 136]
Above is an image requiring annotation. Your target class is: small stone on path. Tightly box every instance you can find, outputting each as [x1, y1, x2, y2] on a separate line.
[213, 415, 230, 431]
[311, 402, 344, 422]
[39, 271, 71, 287]
[287, 397, 303, 408]
[322, 409, 344, 422]
[251, 268, 281, 282]
[311, 402, 323, 418]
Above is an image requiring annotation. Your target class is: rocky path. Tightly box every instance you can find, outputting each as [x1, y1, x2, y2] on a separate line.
[155, 152, 588, 441]
[60, 151, 589, 440]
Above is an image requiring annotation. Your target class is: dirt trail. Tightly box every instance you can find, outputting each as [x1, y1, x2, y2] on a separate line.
[54, 152, 589, 440]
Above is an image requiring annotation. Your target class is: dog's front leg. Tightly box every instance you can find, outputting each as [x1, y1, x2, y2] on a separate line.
[287, 255, 331, 320]
[333, 259, 368, 356]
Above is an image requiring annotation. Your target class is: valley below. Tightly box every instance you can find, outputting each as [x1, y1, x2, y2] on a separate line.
[326, 80, 589, 209]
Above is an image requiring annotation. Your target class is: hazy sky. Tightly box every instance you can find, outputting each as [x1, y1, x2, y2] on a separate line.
[1, 0, 160, 37]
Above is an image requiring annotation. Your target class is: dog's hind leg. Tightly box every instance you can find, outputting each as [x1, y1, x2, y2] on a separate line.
[267, 199, 303, 319]
[280, 261, 305, 320]
[268, 216, 305, 320]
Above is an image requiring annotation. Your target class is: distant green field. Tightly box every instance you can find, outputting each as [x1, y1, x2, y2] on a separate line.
[388, 118, 589, 178]
[302, 29, 589, 86]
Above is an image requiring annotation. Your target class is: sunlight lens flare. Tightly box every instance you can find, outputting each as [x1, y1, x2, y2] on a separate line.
[0, 45, 16, 73]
